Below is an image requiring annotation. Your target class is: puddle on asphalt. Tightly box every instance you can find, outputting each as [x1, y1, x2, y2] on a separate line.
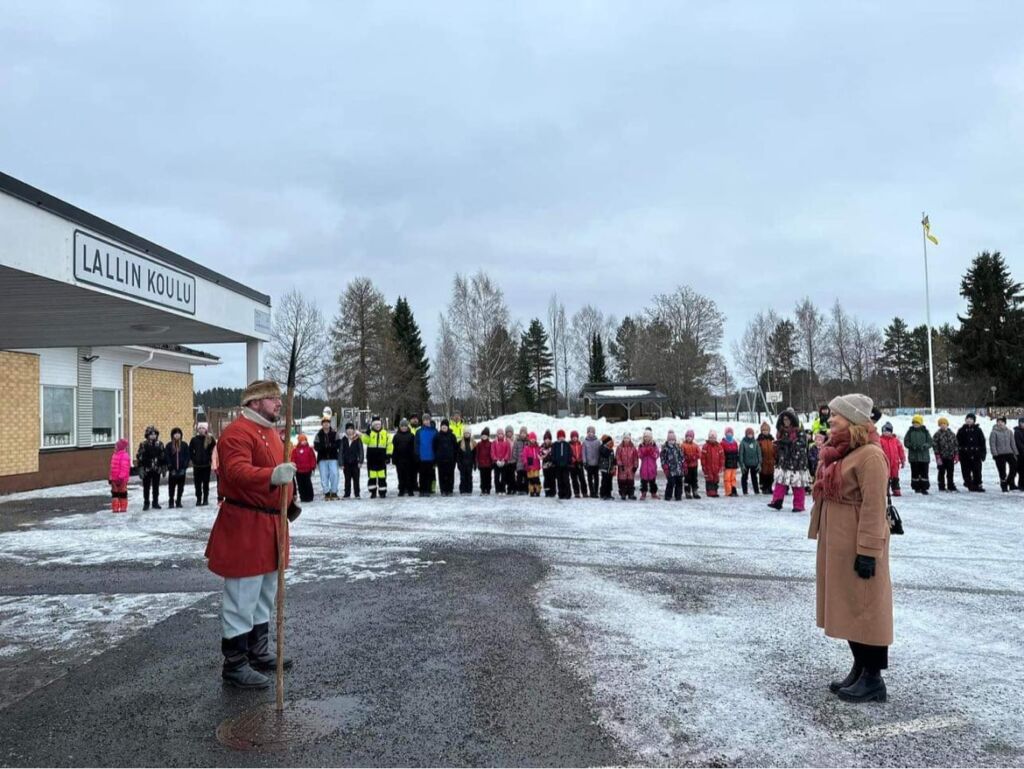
[216, 694, 368, 751]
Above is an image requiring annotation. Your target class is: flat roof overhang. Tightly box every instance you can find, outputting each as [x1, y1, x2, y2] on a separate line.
[1, 172, 272, 349]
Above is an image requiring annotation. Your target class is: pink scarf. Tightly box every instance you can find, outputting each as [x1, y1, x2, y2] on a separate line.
[812, 424, 880, 502]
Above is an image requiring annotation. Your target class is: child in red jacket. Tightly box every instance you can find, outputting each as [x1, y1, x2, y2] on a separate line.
[701, 430, 725, 498]
[109, 438, 131, 513]
[615, 433, 639, 500]
[569, 430, 586, 498]
[879, 422, 907, 496]
[292, 434, 318, 502]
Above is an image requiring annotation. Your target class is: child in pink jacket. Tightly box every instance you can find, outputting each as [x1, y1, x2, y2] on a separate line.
[522, 432, 542, 497]
[109, 438, 131, 513]
[637, 428, 660, 500]
[879, 421, 907, 496]
[615, 433, 639, 500]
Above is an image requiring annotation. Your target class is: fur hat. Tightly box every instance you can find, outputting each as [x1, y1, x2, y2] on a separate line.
[912, 414, 924, 425]
[938, 417, 950, 427]
[707, 429, 718, 441]
[685, 429, 695, 440]
[115, 438, 129, 452]
[240, 379, 281, 405]
[828, 394, 874, 427]
[882, 421, 894, 433]
[557, 429, 566, 439]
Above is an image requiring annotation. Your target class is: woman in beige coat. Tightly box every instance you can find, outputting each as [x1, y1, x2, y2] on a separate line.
[808, 393, 892, 703]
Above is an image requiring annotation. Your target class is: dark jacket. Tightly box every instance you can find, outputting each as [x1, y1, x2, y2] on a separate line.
[340, 434, 364, 465]
[933, 427, 958, 460]
[458, 439, 476, 472]
[660, 442, 685, 476]
[314, 428, 341, 462]
[739, 436, 761, 468]
[550, 440, 572, 468]
[392, 429, 416, 463]
[433, 430, 459, 465]
[598, 444, 615, 473]
[903, 425, 934, 463]
[956, 423, 987, 462]
[136, 439, 166, 474]
[1015, 425, 1024, 459]
[722, 438, 740, 470]
[165, 441, 190, 477]
[189, 434, 216, 467]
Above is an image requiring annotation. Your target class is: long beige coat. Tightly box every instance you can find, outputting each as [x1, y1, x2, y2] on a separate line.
[808, 443, 893, 646]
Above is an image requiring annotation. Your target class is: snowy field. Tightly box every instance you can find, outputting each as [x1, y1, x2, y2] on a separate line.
[1, 423, 1022, 766]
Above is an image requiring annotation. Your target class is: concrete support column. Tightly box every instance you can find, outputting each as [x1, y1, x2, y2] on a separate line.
[246, 340, 263, 383]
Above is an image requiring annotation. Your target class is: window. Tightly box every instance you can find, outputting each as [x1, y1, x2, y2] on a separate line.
[42, 386, 76, 448]
[92, 389, 121, 444]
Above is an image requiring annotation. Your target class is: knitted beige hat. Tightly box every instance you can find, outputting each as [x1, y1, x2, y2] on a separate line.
[240, 379, 282, 405]
[828, 393, 874, 426]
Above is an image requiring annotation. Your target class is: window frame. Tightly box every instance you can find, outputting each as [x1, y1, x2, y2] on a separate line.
[91, 388, 122, 446]
[40, 385, 77, 450]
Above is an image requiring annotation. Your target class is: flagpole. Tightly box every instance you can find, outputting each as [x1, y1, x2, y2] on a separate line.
[922, 212, 937, 415]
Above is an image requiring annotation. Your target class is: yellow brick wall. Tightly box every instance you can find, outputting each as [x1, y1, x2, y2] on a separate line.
[0, 351, 41, 477]
[125, 366, 194, 449]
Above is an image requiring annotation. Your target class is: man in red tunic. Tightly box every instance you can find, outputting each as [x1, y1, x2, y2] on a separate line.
[205, 379, 296, 688]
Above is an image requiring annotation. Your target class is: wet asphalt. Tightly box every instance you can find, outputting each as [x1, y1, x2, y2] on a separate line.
[0, 545, 624, 767]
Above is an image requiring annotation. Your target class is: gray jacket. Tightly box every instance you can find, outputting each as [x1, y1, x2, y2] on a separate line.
[989, 424, 1018, 457]
[582, 435, 601, 467]
[512, 437, 528, 470]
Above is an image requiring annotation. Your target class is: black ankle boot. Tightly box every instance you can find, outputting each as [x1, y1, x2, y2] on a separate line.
[838, 669, 887, 702]
[829, 664, 863, 693]
[222, 634, 270, 688]
[246, 622, 293, 672]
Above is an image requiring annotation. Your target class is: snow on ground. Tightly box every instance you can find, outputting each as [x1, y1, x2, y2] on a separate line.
[1, 440, 1022, 764]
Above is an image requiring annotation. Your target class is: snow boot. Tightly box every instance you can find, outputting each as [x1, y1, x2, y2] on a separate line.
[143, 501, 150, 511]
[767, 499, 783, 510]
[152, 501, 161, 510]
[893, 488, 901, 497]
[640, 491, 647, 501]
[247, 622, 293, 672]
[684, 487, 693, 499]
[829, 664, 863, 694]
[222, 634, 271, 689]
[837, 670, 887, 703]
[691, 486, 701, 500]
[729, 489, 739, 498]
[651, 492, 659, 499]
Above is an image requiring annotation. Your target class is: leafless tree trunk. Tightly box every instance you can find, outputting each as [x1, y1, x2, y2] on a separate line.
[267, 288, 327, 396]
[432, 315, 462, 418]
[794, 297, 825, 408]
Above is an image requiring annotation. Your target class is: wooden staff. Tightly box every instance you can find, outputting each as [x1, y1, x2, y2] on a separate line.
[276, 338, 297, 712]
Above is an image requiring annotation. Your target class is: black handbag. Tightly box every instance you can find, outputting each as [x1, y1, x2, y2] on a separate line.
[886, 486, 904, 535]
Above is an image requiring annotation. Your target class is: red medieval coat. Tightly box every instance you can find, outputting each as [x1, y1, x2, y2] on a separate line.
[205, 411, 292, 578]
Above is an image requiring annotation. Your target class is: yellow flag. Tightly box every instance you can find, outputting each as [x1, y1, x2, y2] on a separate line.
[922, 215, 939, 245]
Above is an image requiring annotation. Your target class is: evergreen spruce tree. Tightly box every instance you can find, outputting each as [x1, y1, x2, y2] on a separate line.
[609, 316, 639, 380]
[514, 338, 537, 412]
[589, 332, 608, 383]
[879, 316, 912, 407]
[391, 296, 430, 411]
[954, 251, 1024, 396]
[519, 319, 555, 411]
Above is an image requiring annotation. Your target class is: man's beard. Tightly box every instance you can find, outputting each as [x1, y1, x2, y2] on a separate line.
[253, 403, 280, 422]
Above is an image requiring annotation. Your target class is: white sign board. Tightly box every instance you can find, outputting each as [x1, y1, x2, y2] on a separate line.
[765, 391, 783, 403]
[73, 230, 197, 315]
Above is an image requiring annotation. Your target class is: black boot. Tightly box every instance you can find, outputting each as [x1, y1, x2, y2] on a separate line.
[143, 501, 150, 511]
[247, 622, 293, 672]
[838, 669, 887, 702]
[829, 664, 863, 694]
[222, 634, 271, 688]
[691, 486, 701, 499]
[152, 500, 161, 510]
[684, 487, 693, 499]
[767, 499, 783, 510]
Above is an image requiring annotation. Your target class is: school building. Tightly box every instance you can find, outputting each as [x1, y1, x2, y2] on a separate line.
[0, 172, 272, 493]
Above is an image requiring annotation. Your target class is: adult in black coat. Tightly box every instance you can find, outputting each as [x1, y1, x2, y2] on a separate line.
[391, 419, 418, 496]
[1016, 418, 1024, 491]
[956, 414, 987, 491]
[189, 424, 216, 506]
[164, 427, 191, 508]
[433, 420, 459, 496]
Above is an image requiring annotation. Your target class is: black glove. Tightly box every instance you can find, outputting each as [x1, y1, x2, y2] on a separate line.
[287, 501, 301, 523]
[854, 554, 876, 579]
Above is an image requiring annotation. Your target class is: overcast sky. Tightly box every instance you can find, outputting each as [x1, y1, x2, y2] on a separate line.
[2, 1, 1022, 391]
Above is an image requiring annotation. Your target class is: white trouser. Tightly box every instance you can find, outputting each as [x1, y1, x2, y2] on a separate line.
[221, 571, 277, 639]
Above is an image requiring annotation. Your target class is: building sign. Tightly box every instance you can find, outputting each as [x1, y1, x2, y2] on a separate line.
[765, 391, 783, 403]
[73, 230, 196, 315]
[254, 308, 272, 334]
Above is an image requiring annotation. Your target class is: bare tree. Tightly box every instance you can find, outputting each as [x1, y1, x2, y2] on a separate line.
[730, 309, 779, 388]
[569, 304, 608, 388]
[826, 299, 857, 384]
[547, 294, 566, 405]
[448, 271, 511, 411]
[794, 297, 825, 406]
[266, 288, 327, 395]
[328, 277, 390, 409]
[432, 315, 462, 417]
